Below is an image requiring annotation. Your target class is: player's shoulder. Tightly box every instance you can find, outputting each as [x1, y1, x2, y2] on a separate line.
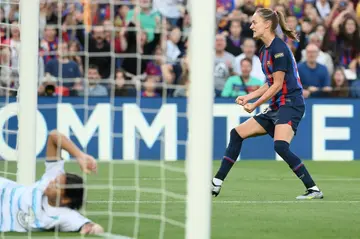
[270, 37, 289, 53]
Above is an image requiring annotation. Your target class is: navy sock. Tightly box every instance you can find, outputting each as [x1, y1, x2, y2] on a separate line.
[215, 129, 243, 181]
[274, 140, 316, 189]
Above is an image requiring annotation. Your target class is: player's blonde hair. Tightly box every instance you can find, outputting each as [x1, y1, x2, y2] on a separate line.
[256, 8, 299, 42]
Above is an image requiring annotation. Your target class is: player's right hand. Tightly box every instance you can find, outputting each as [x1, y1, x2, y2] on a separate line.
[235, 95, 249, 106]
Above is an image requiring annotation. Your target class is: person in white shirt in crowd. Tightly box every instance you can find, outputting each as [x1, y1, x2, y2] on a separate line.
[234, 38, 266, 83]
[153, 0, 185, 26]
[214, 33, 236, 96]
[166, 27, 182, 64]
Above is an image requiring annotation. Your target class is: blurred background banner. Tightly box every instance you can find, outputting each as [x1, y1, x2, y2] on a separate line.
[0, 97, 358, 161]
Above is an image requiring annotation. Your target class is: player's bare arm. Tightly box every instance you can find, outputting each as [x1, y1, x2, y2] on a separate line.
[46, 130, 97, 174]
[235, 83, 269, 105]
[244, 71, 284, 113]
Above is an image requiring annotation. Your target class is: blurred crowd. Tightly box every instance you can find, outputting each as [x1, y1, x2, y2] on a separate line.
[0, 0, 359, 98]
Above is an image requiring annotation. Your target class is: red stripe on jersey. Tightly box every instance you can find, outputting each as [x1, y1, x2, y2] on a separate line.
[280, 79, 288, 106]
[264, 50, 275, 107]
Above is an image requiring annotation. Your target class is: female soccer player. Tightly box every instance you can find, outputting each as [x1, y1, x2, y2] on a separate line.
[212, 8, 323, 200]
[0, 130, 104, 234]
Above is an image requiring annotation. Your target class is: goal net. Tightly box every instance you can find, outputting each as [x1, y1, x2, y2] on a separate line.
[0, 0, 214, 238]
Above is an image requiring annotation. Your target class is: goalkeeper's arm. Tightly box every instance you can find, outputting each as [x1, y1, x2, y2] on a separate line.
[46, 130, 97, 174]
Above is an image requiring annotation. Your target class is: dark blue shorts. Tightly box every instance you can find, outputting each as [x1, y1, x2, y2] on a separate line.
[253, 104, 305, 138]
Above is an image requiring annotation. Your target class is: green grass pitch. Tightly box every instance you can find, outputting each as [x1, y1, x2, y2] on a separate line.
[1, 160, 360, 239]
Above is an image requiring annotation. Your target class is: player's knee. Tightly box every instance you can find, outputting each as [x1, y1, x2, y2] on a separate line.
[230, 128, 243, 143]
[48, 130, 60, 142]
[274, 140, 289, 157]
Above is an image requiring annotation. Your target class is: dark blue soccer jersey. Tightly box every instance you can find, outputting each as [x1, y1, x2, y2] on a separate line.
[259, 36, 304, 109]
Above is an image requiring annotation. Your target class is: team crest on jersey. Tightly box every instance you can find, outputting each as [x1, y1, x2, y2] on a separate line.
[274, 53, 284, 58]
[267, 61, 271, 66]
[17, 207, 35, 230]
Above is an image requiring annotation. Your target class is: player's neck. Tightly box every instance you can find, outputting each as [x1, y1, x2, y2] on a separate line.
[261, 34, 276, 48]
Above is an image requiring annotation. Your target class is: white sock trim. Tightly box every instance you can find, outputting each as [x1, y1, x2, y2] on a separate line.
[309, 186, 320, 191]
[213, 178, 223, 186]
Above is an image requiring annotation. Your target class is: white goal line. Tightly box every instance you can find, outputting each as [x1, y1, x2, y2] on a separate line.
[88, 177, 360, 182]
[88, 200, 360, 204]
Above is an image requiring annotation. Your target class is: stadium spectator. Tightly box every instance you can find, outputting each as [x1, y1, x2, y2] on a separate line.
[114, 5, 129, 28]
[146, 45, 164, 76]
[315, 0, 332, 20]
[300, 32, 334, 76]
[7, 3, 19, 22]
[224, 21, 243, 56]
[166, 27, 182, 63]
[75, 22, 111, 79]
[114, 69, 135, 96]
[349, 54, 360, 79]
[161, 54, 189, 87]
[43, 42, 82, 90]
[126, 1, 160, 43]
[289, 0, 305, 19]
[0, 7, 5, 24]
[142, 75, 160, 97]
[298, 44, 332, 98]
[121, 9, 162, 77]
[234, 38, 265, 83]
[6, 21, 20, 74]
[350, 80, 360, 97]
[176, 9, 191, 55]
[76, 65, 108, 97]
[332, 6, 359, 68]
[295, 18, 315, 62]
[221, 58, 263, 97]
[214, 33, 236, 96]
[153, 0, 184, 26]
[0, 46, 13, 96]
[68, 40, 84, 75]
[40, 25, 60, 64]
[330, 67, 350, 97]
[284, 15, 300, 54]
[238, 0, 257, 18]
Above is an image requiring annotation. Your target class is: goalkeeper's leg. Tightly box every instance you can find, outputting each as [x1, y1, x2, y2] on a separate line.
[212, 118, 267, 197]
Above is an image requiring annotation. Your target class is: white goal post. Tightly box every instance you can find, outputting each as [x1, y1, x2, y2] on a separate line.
[186, 0, 216, 239]
[16, 0, 40, 185]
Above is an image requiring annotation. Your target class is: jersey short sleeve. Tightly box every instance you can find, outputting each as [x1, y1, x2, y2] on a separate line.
[58, 209, 91, 232]
[42, 160, 65, 180]
[271, 42, 288, 73]
[35, 161, 65, 192]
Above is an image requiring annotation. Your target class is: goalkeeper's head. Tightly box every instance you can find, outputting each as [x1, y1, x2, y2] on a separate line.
[45, 173, 85, 210]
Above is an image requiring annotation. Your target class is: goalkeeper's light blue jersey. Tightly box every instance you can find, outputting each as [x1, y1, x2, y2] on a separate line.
[0, 161, 90, 232]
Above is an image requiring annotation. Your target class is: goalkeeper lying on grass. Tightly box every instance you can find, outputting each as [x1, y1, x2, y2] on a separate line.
[0, 130, 103, 235]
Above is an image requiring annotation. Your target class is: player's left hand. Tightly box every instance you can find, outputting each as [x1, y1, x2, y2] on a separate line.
[243, 103, 256, 113]
[77, 153, 97, 174]
[80, 223, 104, 235]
